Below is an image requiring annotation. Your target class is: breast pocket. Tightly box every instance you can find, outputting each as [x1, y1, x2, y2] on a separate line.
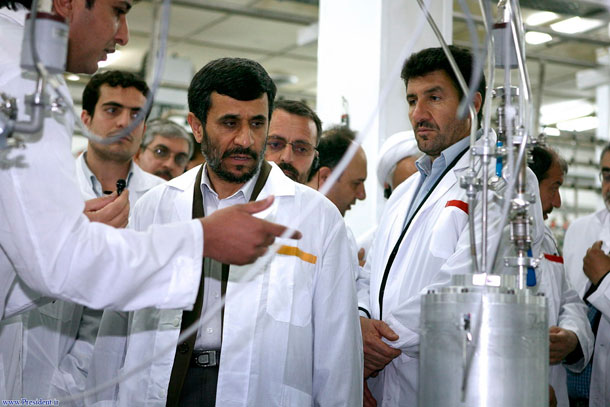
[266, 244, 315, 327]
[429, 202, 469, 260]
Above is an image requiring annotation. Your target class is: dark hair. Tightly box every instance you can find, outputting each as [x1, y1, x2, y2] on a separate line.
[308, 125, 356, 181]
[601, 143, 610, 164]
[529, 145, 568, 182]
[401, 45, 486, 127]
[1, 0, 94, 10]
[82, 70, 150, 118]
[188, 58, 276, 124]
[274, 100, 322, 145]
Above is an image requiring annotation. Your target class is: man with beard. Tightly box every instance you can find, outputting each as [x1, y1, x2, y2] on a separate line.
[264, 99, 321, 184]
[88, 57, 362, 407]
[528, 146, 593, 407]
[135, 118, 194, 181]
[563, 143, 610, 407]
[357, 46, 544, 406]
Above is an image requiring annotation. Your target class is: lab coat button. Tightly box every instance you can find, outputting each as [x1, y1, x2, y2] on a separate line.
[177, 342, 189, 354]
[172, 317, 181, 327]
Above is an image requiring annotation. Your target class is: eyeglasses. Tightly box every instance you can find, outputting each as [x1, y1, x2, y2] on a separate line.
[145, 144, 190, 167]
[600, 169, 610, 184]
[266, 137, 316, 157]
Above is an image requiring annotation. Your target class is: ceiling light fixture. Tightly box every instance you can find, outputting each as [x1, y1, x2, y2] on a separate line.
[525, 11, 559, 26]
[550, 17, 604, 34]
[525, 31, 553, 45]
[66, 74, 80, 82]
[540, 99, 595, 126]
[543, 127, 560, 137]
[556, 116, 598, 132]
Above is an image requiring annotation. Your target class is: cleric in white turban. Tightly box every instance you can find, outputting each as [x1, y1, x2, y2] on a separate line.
[376, 130, 420, 198]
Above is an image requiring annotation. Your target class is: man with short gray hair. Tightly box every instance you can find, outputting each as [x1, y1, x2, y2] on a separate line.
[135, 118, 194, 180]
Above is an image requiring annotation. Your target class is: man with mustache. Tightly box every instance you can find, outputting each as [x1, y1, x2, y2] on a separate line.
[264, 99, 321, 184]
[90, 57, 362, 407]
[528, 146, 593, 407]
[135, 118, 194, 181]
[563, 143, 610, 407]
[357, 46, 544, 406]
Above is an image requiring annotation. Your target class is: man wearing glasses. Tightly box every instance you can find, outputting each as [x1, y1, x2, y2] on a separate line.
[563, 144, 610, 407]
[135, 118, 194, 181]
[264, 100, 321, 184]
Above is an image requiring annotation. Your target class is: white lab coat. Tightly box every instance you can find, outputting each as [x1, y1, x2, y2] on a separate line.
[357, 137, 545, 406]
[537, 225, 594, 407]
[564, 209, 610, 407]
[0, 6, 204, 316]
[89, 163, 363, 407]
[564, 209, 610, 298]
[0, 155, 165, 402]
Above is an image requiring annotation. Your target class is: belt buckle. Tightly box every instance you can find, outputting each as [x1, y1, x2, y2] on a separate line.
[194, 350, 218, 367]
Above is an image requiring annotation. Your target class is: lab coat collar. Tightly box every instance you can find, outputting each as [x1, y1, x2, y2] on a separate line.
[76, 151, 161, 196]
[407, 133, 488, 229]
[167, 161, 295, 222]
[0, 6, 27, 26]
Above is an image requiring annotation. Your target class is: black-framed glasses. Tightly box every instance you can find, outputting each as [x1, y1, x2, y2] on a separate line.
[599, 169, 610, 184]
[146, 144, 190, 167]
[266, 137, 316, 157]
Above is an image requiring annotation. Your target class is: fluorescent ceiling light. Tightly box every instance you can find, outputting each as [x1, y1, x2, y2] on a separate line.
[98, 50, 122, 68]
[526, 11, 559, 26]
[540, 99, 595, 125]
[550, 17, 604, 34]
[525, 31, 553, 45]
[66, 74, 80, 82]
[543, 127, 560, 137]
[556, 116, 598, 132]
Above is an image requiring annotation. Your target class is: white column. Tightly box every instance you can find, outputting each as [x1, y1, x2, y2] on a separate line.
[316, 0, 453, 238]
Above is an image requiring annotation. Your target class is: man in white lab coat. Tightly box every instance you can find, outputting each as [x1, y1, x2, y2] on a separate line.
[0, 0, 298, 400]
[20, 70, 167, 402]
[528, 146, 593, 407]
[357, 46, 544, 406]
[0, 0, 295, 318]
[89, 58, 362, 407]
[563, 143, 610, 407]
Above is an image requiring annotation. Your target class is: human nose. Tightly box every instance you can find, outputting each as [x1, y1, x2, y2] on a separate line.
[553, 190, 562, 209]
[117, 110, 131, 128]
[357, 183, 366, 200]
[279, 143, 294, 162]
[234, 125, 254, 148]
[116, 15, 129, 46]
[410, 101, 429, 124]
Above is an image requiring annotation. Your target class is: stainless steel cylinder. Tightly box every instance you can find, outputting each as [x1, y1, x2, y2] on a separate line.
[419, 285, 548, 407]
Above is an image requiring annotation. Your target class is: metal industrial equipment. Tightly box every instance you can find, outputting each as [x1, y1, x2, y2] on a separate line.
[417, 1, 549, 405]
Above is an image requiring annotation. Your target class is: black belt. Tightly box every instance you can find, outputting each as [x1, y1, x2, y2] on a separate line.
[190, 350, 220, 368]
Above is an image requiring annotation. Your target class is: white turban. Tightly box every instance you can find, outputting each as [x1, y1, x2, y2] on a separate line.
[376, 130, 419, 187]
